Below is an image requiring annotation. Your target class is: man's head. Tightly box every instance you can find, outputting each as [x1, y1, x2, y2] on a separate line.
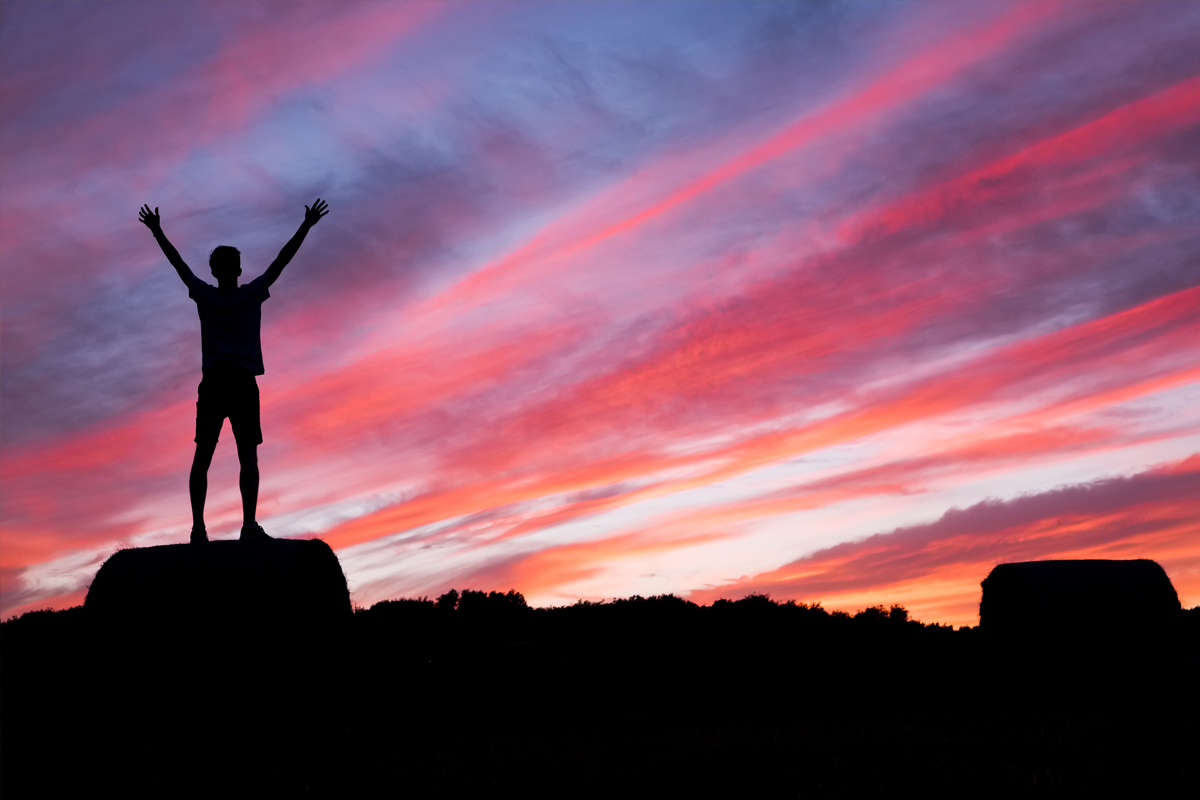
[209, 246, 242, 284]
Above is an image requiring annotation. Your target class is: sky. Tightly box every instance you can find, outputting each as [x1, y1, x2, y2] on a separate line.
[2, 1, 1199, 626]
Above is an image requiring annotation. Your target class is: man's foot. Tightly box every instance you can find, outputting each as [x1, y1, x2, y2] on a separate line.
[190, 526, 208, 545]
[240, 522, 272, 541]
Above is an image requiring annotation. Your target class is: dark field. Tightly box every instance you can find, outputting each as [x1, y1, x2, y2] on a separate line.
[3, 593, 1198, 796]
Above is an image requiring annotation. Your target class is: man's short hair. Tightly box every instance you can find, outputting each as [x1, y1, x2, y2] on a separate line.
[209, 246, 241, 275]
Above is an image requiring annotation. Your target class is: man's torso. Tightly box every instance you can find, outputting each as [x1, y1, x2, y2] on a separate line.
[186, 273, 270, 375]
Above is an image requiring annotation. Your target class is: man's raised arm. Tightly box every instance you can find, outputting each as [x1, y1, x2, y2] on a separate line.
[261, 199, 328, 287]
[139, 205, 196, 286]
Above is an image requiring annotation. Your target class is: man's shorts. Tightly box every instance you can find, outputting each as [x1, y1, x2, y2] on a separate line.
[195, 365, 262, 446]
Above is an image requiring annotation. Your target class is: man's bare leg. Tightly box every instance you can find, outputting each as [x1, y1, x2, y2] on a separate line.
[237, 440, 259, 527]
[190, 440, 217, 537]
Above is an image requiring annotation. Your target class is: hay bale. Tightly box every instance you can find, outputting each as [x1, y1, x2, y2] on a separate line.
[86, 538, 351, 688]
[980, 559, 1179, 639]
[86, 538, 350, 625]
[77, 539, 352, 785]
[84, 539, 352, 746]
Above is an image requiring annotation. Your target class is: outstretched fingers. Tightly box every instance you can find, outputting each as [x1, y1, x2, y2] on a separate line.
[138, 205, 160, 228]
[305, 198, 329, 225]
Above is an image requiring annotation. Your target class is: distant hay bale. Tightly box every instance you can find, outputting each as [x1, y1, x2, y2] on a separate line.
[979, 559, 1180, 642]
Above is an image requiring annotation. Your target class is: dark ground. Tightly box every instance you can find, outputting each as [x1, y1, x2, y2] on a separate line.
[3, 594, 1197, 796]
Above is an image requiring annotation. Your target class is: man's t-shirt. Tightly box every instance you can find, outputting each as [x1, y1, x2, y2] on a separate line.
[185, 272, 271, 375]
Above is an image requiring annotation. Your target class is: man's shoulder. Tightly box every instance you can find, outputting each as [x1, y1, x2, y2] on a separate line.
[186, 273, 215, 298]
[242, 273, 271, 301]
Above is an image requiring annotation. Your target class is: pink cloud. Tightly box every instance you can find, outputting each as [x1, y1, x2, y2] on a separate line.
[688, 455, 1200, 623]
[308, 283, 1199, 563]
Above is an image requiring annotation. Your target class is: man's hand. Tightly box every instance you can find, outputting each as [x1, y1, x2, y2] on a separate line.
[303, 198, 329, 228]
[141, 204, 194, 284]
[264, 199, 328, 286]
[139, 204, 162, 233]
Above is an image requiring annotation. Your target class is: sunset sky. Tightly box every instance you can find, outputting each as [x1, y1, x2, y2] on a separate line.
[2, 1, 1199, 626]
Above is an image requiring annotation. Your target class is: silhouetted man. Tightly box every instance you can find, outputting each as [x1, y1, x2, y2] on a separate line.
[139, 200, 329, 543]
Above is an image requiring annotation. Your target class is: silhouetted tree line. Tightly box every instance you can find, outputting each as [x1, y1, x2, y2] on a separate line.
[3, 595, 1198, 795]
[343, 589, 1200, 729]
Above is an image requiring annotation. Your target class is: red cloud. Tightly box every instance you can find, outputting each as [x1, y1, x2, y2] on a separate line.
[839, 74, 1200, 243]
[456, 528, 731, 601]
[223, 273, 1200, 561]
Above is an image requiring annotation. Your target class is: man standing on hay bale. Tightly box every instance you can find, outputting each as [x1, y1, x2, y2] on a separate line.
[139, 199, 329, 544]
